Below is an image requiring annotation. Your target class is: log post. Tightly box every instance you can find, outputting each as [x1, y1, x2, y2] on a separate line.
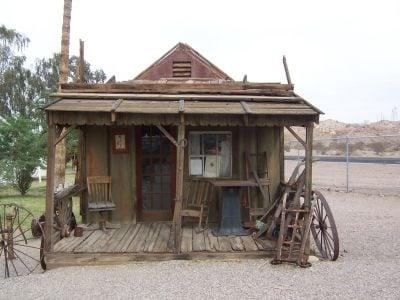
[77, 39, 85, 83]
[279, 127, 285, 184]
[44, 116, 56, 252]
[173, 115, 185, 253]
[304, 124, 314, 208]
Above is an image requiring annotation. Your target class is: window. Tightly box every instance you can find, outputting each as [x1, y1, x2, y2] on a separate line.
[189, 132, 232, 177]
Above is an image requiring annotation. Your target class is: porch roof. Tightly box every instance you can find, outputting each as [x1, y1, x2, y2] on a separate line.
[45, 81, 322, 126]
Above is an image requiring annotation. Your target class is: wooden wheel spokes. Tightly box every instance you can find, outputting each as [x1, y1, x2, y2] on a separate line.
[0, 204, 46, 278]
[310, 191, 339, 261]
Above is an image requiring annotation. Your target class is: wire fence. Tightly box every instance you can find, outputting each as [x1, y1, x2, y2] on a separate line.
[285, 134, 400, 195]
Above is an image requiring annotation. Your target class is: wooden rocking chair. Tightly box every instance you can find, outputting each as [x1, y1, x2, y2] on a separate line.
[181, 179, 214, 232]
[87, 176, 117, 232]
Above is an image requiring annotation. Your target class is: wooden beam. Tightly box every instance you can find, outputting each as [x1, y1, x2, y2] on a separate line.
[52, 92, 302, 102]
[110, 99, 123, 122]
[45, 121, 56, 252]
[283, 55, 292, 86]
[240, 101, 252, 114]
[285, 126, 306, 148]
[173, 115, 185, 253]
[279, 127, 285, 183]
[304, 124, 314, 208]
[178, 99, 184, 112]
[54, 125, 76, 146]
[156, 125, 179, 147]
[59, 0, 72, 85]
[77, 39, 85, 83]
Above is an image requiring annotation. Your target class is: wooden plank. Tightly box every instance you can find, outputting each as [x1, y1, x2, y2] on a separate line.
[282, 55, 292, 85]
[115, 224, 142, 252]
[241, 236, 259, 252]
[58, 229, 94, 253]
[166, 225, 175, 253]
[103, 224, 131, 252]
[304, 124, 313, 208]
[206, 229, 219, 252]
[230, 236, 245, 251]
[217, 236, 233, 252]
[90, 229, 117, 252]
[173, 117, 185, 253]
[286, 126, 306, 148]
[46, 250, 276, 269]
[192, 228, 206, 252]
[44, 122, 56, 252]
[153, 223, 172, 253]
[127, 223, 152, 253]
[180, 224, 193, 253]
[144, 223, 162, 253]
[74, 230, 105, 253]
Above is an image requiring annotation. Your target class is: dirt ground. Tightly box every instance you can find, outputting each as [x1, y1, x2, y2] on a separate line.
[1, 190, 399, 299]
[286, 160, 400, 196]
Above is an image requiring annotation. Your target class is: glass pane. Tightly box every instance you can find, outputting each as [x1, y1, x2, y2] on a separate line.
[142, 176, 152, 193]
[189, 134, 202, 155]
[204, 155, 218, 177]
[162, 194, 171, 210]
[203, 134, 217, 155]
[142, 158, 153, 174]
[153, 176, 162, 193]
[162, 176, 171, 194]
[190, 158, 203, 176]
[153, 157, 162, 174]
[218, 134, 232, 177]
[153, 194, 162, 210]
[142, 195, 151, 210]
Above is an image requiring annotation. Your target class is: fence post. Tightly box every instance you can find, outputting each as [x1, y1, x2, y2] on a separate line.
[346, 136, 349, 192]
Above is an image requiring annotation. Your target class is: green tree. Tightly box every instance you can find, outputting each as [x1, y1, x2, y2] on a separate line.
[0, 117, 46, 195]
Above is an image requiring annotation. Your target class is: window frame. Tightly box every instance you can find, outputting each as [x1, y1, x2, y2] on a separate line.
[188, 131, 233, 178]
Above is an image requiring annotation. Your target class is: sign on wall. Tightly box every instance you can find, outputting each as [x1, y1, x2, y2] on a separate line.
[111, 129, 130, 154]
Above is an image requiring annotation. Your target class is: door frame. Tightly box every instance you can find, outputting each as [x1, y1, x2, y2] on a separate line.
[135, 126, 176, 222]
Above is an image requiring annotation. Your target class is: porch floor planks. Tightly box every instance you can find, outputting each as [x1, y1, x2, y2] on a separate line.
[115, 224, 142, 252]
[180, 224, 193, 253]
[53, 222, 273, 255]
[74, 230, 107, 253]
[230, 236, 245, 251]
[241, 235, 259, 252]
[56, 226, 95, 253]
[192, 228, 206, 252]
[153, 223, 171, 253]
[144, 223, 162, 253]
[103, 224, 131, 253]
[127, 223, 152, 253]
[205, 229, 219, 252]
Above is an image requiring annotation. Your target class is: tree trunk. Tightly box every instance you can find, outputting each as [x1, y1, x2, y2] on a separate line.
[55, 0, 72, 189]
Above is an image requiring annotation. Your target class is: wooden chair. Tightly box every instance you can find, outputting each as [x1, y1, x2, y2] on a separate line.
[181, 179, 214, 231]
[87, 176, 116, 231]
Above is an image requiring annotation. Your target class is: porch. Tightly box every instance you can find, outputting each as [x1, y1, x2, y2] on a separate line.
[47, 222, 274, 268]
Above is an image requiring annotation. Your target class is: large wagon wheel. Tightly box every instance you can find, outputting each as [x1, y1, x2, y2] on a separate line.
[0, 203, 46, 278]
[310, 191, 339, 261]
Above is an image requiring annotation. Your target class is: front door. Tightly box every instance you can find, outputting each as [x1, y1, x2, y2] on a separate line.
[136, 126, 175, 221]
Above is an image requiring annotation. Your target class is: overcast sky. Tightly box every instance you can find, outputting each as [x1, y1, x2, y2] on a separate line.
[1, 0, 399, 123]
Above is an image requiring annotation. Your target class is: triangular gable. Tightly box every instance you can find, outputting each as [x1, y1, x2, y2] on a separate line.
[134, 43, 233, 81]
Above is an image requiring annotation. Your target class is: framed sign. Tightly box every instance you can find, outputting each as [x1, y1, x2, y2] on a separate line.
[111, 129, 130, 154]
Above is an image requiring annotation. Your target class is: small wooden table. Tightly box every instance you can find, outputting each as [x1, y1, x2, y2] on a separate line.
[210, 180, 266, 236]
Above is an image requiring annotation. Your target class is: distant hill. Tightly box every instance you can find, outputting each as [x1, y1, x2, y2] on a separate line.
[284, 120, 400, 156]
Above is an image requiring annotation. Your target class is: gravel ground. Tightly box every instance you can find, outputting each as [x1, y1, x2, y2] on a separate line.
[286, 161, 400, 195]
[1, 191, 399, 299]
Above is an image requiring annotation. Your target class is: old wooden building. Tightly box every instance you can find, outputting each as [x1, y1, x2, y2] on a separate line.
[44, 43, 322, 267]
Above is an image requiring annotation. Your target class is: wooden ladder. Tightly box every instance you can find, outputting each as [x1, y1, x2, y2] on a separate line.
[272, 169, 313, 266]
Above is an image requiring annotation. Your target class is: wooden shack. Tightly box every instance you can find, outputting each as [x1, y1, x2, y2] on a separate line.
[43, 43, 322, 267]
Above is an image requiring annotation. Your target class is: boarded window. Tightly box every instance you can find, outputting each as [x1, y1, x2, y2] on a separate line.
[172, 61, 191, 78]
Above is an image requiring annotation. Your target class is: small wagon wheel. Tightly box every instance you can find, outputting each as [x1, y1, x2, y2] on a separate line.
[310, 191, 339, 261]
[0, 203, 46, 278]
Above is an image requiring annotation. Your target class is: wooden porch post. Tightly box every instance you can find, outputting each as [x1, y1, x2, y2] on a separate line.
[173, 116, 185, 253]
[304, 124, 314, 208]
[44, 117, 56, 252]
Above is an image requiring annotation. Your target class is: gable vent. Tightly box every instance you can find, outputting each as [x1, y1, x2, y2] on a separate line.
[172, 61, 191, 78]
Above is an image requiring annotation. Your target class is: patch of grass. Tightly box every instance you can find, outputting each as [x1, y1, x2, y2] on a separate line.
[0, 179, 82, 233]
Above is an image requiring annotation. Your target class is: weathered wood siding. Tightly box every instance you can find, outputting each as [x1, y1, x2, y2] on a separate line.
[84, 126, 137, 223]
